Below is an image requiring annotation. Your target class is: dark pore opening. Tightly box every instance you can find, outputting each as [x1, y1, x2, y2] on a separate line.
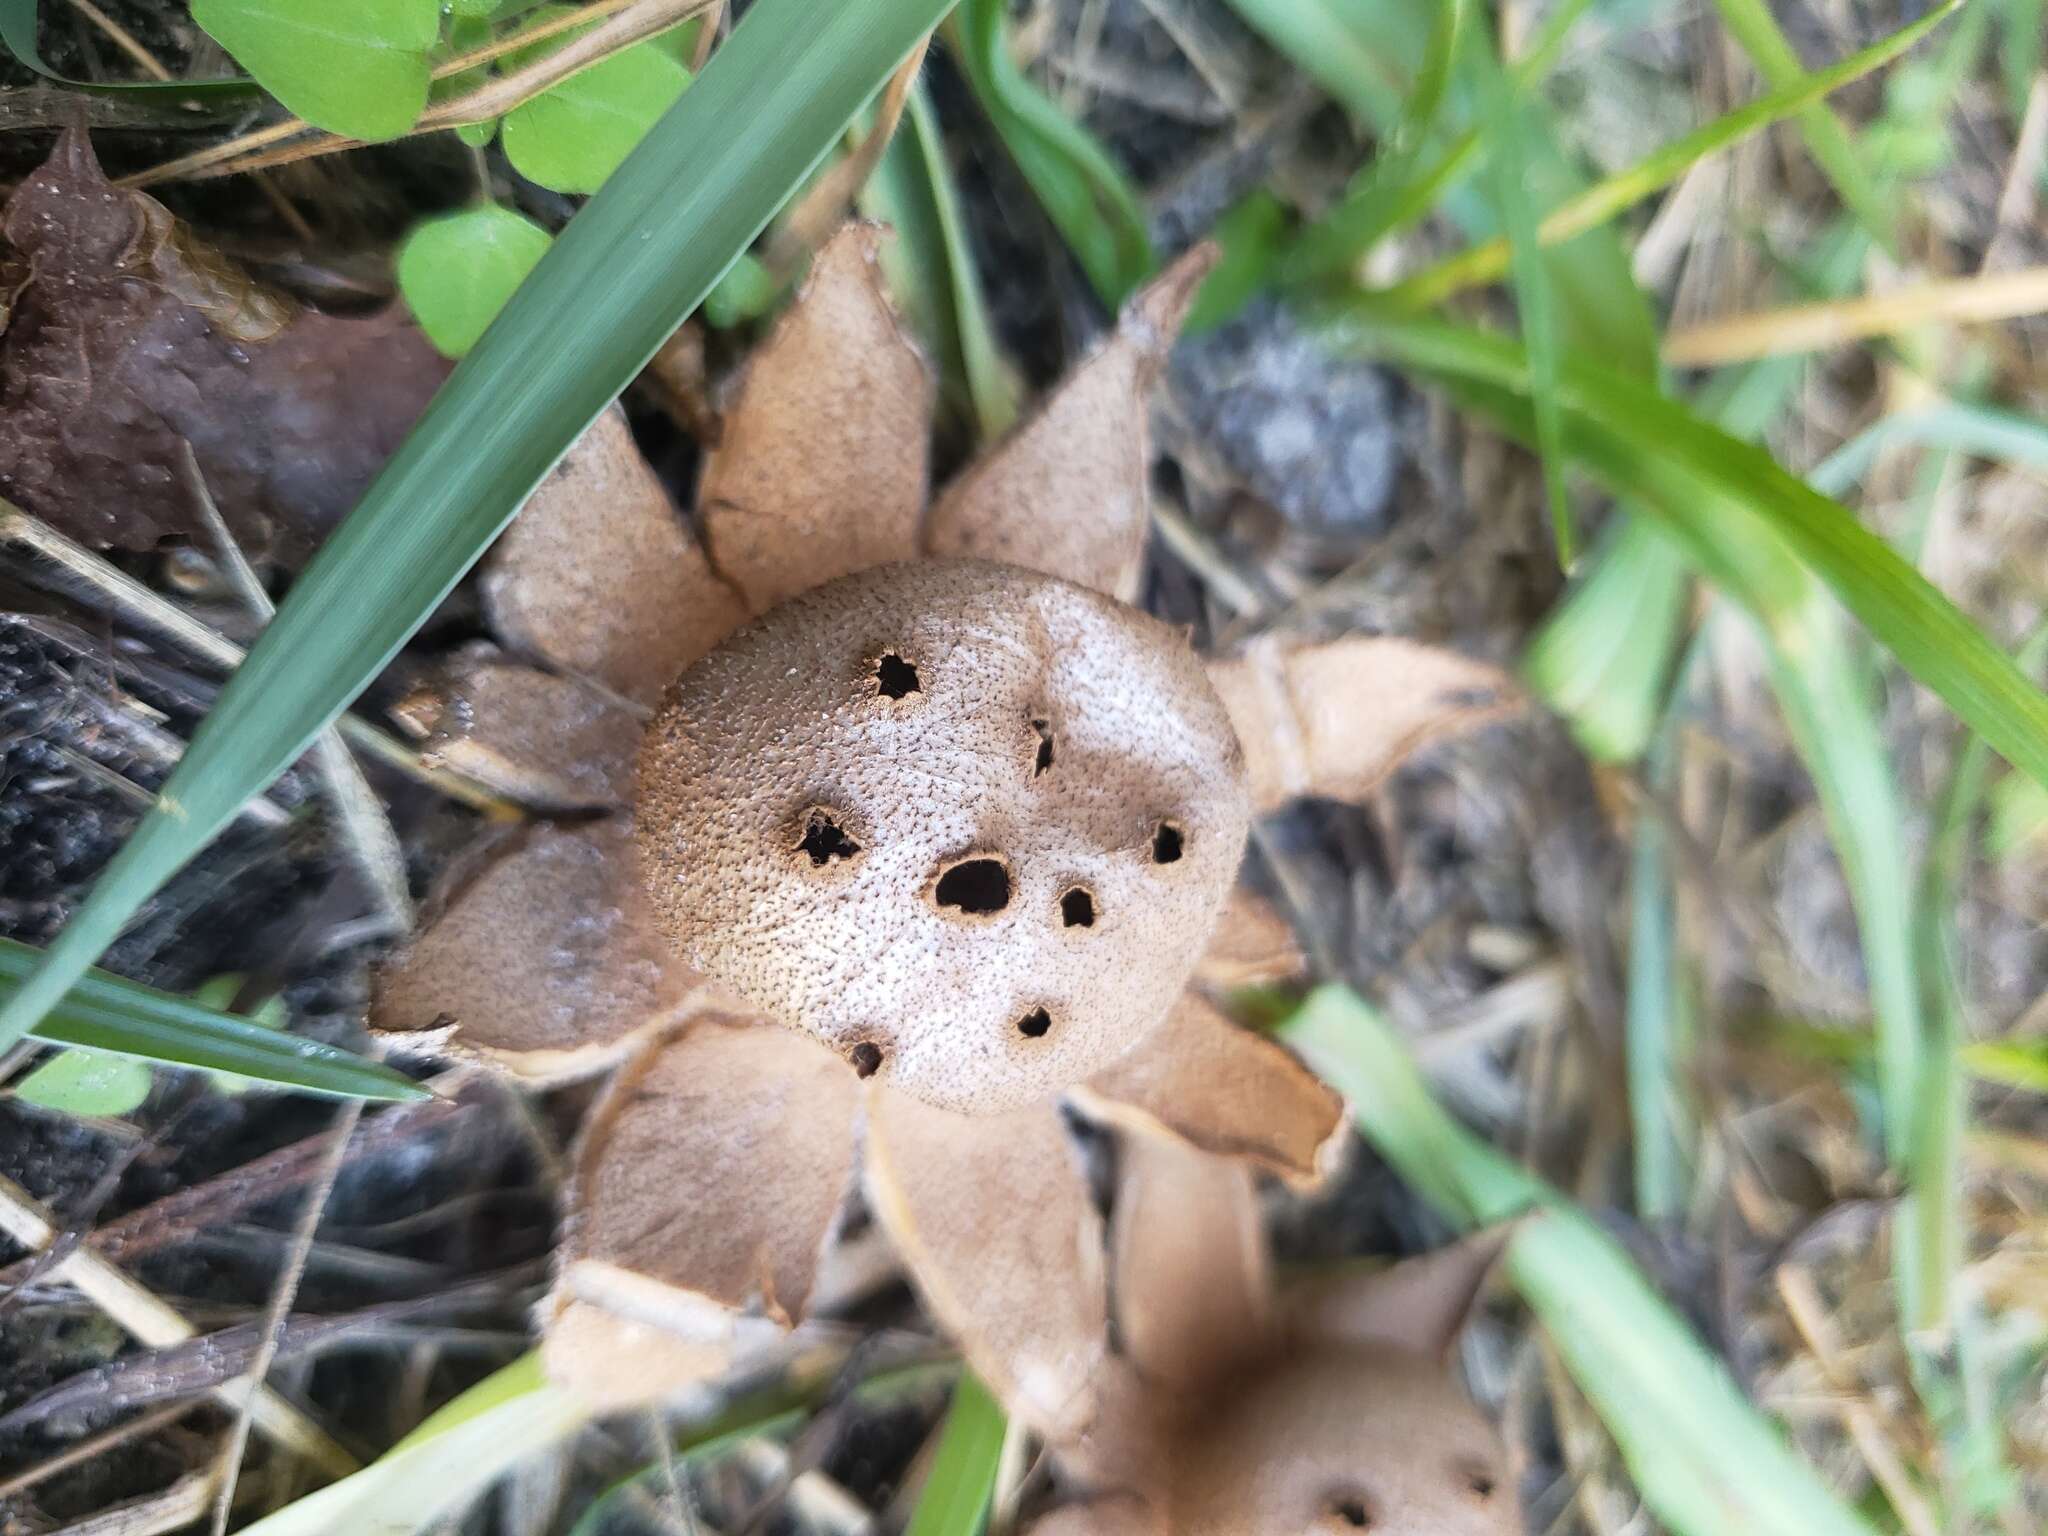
[1017, 1007, 1052, 1038]
[1151, 821, 1184, 864]
[934, 857, 1010, 915]
[1059, 887, 1096, 928]
[798, 811, 860, 867]
[1329, 1497, 1373, 1530]
[875, 653, 920, 699]
[848, 1042, 883, 1078]
[1031, 718, 1054, 775]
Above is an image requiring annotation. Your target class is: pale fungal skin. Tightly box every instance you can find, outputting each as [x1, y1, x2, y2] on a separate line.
[638, 557, 1252, 1113]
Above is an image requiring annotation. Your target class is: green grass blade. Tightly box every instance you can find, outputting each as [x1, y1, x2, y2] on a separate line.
[0, 938, 426, 1102]
[1281, 985, 1880, 1536]
[1214, 0, 1408, 123]
[1625, 720, 1695, 1222]
[0, 0, 256, 94]
[1708, 0, 1893, 245]
[1523, 520, 1691, 762]
[1483, 82, 1574, 566]
[241, 1354, 591, 1536]
[0, 0, 953, 1053]
[1331, 312, 2048, 791]
[1809, 399, 2048, 495]
[945, 0, 1153, 305]
[905, 1371, 1006, 1536]
[864, 81, 1023, 441]
[2000, 0, 2044, 119]
[1379, 1, 1954, 308]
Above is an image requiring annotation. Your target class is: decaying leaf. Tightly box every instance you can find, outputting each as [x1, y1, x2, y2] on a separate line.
[922, 244, 1218, 601]
[864, 1087, 1111, 1440]
[636, 558, 1251, 1113]
[392, 647, 639, 812]
[483, 405, 745, 704]
[1206, 633, 1520, 813]
[544, 1017, 862, 1406]
[698, 222, 932, 611]
[370, 817, 712, 1080]
[1190, 887, 1308, 989]
[0, 130, 447, 561]
[1074, 992, 1343, 1184]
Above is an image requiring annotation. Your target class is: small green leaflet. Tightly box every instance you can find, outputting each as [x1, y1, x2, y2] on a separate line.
[15, 1050, 152, 1118]
[191, 0, 441, 141]
[400, 206, 555, 357]
[501, 6, 693, 195]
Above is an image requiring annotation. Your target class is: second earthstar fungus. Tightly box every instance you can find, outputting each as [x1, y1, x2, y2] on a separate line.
[369, 220, 1519, 1411]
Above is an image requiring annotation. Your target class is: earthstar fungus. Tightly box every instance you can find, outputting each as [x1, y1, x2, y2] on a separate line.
[371, 220, 1518, 1417]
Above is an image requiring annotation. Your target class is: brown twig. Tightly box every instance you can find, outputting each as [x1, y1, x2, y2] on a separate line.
[207, 1101, 364, 1534]
[0, 500, 519, 817]
[0, 1171, 358, 1478]
[1664, 265, 2048, 367]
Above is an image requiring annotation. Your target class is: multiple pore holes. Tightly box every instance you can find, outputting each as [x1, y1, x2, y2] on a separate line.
[932, 856, 1012, 917]
[874, 652, 920, 699]
[798, 809, 861, 868]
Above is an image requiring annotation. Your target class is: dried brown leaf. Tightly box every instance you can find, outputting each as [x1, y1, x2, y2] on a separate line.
[921, 244, 1217, 600]
[864, 1088, 1109, 1440]
[697, 222, 931, 612]
[1205, 634, 1519, 813]
[484, 404, 746, 705]
[1109, 1134, 1268, 1399]
[1190, 887, 1307, 989]
[370, 817, 712, 1080]
[543, 1018, 863, 1406]
[1073, 992, 1342, 1184]
[391, 649, 639, 812]
[0, 130, 447, 561]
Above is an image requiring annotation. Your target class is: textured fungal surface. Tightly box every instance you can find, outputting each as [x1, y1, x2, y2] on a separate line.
[637, 557, 1251, 1112]
[1165, 1342, 1517, 1536]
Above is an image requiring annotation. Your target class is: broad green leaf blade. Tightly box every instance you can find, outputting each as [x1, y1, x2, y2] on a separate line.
[190, 0, 441, 141]
[15, 1049, 153, 1117]
[398, 205, 554, 357]
[905, 1372, 1006, 1536]
[0, 0, 954, 1054]
[0, 0, 257, 95]
[0, 938, 426, 1101]
[1332, 313, 2048, 791]
[1281, 985, 1880, 1536]
[946, 0, 1153, 305]
[500, 7, 692, 195]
